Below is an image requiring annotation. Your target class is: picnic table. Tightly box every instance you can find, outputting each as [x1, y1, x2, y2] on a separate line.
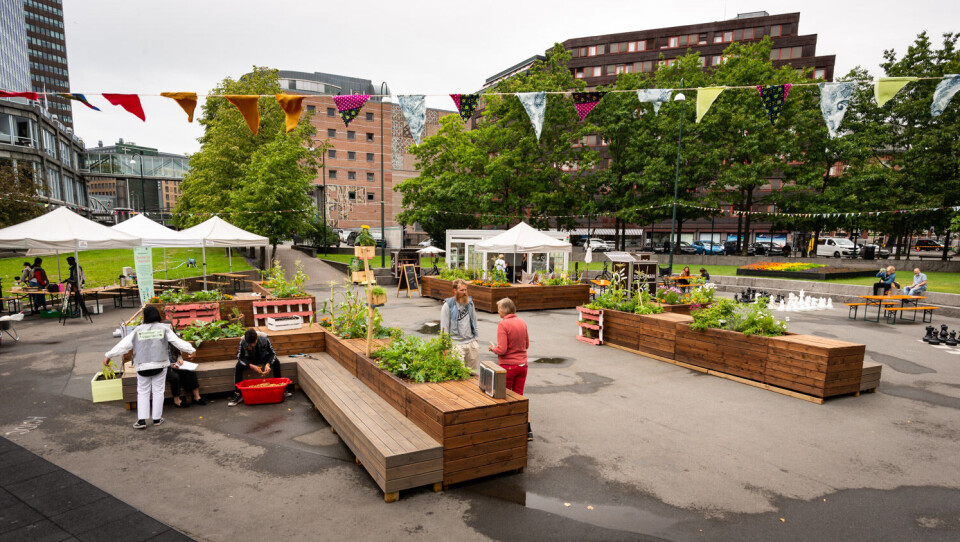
[589, 279, 611, 299]
[853, 294, 929, 323]
[212, 273, 248, 293]
[662, 276, 697, 289]
[8, 286, 65, 315]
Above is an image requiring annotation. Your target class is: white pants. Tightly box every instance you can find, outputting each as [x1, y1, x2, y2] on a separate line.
[454, 340, 480, 372]
[137, 368, 167, 421]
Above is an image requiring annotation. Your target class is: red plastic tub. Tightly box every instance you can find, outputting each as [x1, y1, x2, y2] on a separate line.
[236, 378, 293, 405]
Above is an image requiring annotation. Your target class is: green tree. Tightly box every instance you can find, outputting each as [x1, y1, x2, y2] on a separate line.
[301, 213, 339, 249]
[0, 162, 45, 228]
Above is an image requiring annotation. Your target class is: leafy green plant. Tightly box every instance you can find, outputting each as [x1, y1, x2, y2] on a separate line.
[633, 290, 664, 315]
[355, 225, 377, 246]
[689, 297, 787, 336]
[320, 280, 393, 339]
[101, 358, 120, 380]
[586, 275, 636, 312]
[179, 320, 246, 347]
[153, 289, 225, 304]
[261, 259, 308, 298]
[439, 267, 474, 281]
[373, 332, 472, 383]
[371, 285, 386, 296]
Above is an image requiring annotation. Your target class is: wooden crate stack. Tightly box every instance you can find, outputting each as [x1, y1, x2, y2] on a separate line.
[576, 306, 602, 345]
[860, 361, 882, 392]
[765, 335, 864, 398]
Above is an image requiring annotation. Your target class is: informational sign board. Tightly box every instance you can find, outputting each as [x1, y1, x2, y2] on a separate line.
[133, 247, 154, 305]
[397, 264, 420, 298]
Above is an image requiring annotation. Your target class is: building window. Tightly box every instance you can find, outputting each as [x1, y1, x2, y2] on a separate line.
[606, 65, 617, 75]
[591, 66, 602, 77]
[569, 48, 579, 58]
[328, 170, 337, 179]
[814, 68, 827, 80]
[366, 172, 375, 181]
[365, 112, 374, 121]
[588, 46, 596, 56]
[347, 151, 356, 160]
[348, 171, 356, 180]
[667, 36, 679, 48]
[306, 105, 316, 113]
[348, 191, 356, 201]
[574, 67, 585, 79]
[347, 130, 355, 140]
[327, 107, 336, 117]
[366, 133, 374, 142]
[327, 128, 336, 138]
[771, 24, 791, 37]
[328, 149, 336, 159]
[366, 152, 374, 162]
[712, 55, 722, 66]
[634, 60, 653, 73]
[367, 193, 375, 201]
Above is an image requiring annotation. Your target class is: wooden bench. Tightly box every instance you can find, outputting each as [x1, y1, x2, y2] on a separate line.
[845, 302, 896, 319]
[883, 306, 938, 324]
[121, 357, 300, 410]
[297, 353, 443, 502]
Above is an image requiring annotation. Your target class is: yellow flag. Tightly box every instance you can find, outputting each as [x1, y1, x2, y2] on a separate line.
[160, 92, 198, 122]
[224, 95, 260, 135]
[696, 87, 725, 123]
[275, 94, 305, 133]
[875, 77, 918, 107]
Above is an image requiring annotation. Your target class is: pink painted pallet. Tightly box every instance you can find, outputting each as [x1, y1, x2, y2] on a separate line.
[164, 303, 220, 330]
[576, 306, 603, 345]
[252, 298, 314, 325]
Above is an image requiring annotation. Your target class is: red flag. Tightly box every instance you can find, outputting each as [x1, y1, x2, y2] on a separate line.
[0, 91, 40, 101]
[102, 93, 146, 121]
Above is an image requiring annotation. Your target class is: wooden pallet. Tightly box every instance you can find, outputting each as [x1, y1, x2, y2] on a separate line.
[252, 298, 315, 326]
[163, 302, 220, 330]
[860, 361, 882, 392]
[298, 354, 443, 502]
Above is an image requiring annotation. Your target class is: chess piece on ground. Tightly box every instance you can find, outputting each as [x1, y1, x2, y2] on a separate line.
[940, 324, 949, 341]
[947, 331, 958, 347]
[929, 333, 942, 345]
[923, 326, 936, 342]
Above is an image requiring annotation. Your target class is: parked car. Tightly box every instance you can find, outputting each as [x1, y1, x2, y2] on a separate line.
[814, 237, 859, 258]
[913, 239, 945, 252]
[692, 240, 724, 255]
[346, 230, 385, 247]
[678, 241, 697, 255]
[723, 241, 756, 256]
[338, 229, 352, 244]
[642, 240, 668, 254]
[586, 238, 613, 252]
[855, 242, 890, 259]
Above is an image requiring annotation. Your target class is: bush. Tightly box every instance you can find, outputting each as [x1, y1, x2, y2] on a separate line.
[689, 297, 787, 336]
[373, 332, 473, 383]
[179, 320, 246, 347]
[302, 216, 339, 247]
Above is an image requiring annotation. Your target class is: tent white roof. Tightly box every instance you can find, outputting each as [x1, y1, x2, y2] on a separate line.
[0, 207, 141, 251]
[111, 214, 202, 248]
[180, 216, 268, 247]
[417, 246, 445, 254]
[474, 222, 571, 253]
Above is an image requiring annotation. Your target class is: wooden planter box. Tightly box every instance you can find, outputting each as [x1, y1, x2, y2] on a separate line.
[674, 324, 770, 382]
[355, 245, 376, 260]
[765, 335, 864, 398]
[601, 309, 692, 359]
[352, 270, 374, 284]
[656, 303, 698, 315]
[420, 276, 589, 313]
[185, 323, 326, 363]
[91, 372, 123, 403]
[252, 281, 271, 297]
[151, 296, 258, 327]
[324, 333, 528, 487]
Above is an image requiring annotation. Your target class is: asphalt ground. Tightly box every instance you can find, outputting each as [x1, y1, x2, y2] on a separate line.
[1, 272, 959, 541]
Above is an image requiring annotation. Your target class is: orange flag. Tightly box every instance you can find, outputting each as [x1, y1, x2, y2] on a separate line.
[275, 94, 305, 132]
[224, 95, 260, 134]
[160, 92, 198, 122]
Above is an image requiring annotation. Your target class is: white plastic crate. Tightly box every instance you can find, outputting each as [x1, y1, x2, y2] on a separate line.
[266, 315, 303, 331]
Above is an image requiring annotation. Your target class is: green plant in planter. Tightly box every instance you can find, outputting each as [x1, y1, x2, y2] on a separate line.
[261, 259, 308, 298]
[633, 290, 664, 315]
[101, 358, 120, 380]
[371, 285, 386, 297]
[155, 289, 224, 304]
[690, 297, 787, 336]
[320, 280, 393, 339]
[439, 267, 472, 281]
[373, 332, 472, 383]
[179, 320, 246, 347]
[355, 225, 377, 246]
[586, 275, 636, 312]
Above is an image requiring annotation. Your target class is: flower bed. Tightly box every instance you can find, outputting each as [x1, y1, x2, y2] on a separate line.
[420, 276, 589, 313]
[737, 262, 877, 280]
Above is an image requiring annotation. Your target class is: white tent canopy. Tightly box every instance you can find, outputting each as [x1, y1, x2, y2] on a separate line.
[0, 207, 141, 251]
[180, 216, 268, 287]
[111, 214, 202, 248]
[474, 222, 572, 253]
[417, 246, 445, 254]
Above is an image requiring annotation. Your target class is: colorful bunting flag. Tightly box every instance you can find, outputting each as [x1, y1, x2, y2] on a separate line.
[756, 83, 792, 125]
[58, 93, 100, 111]
[818, 82, 855, 139]
[516, 92, 546, 141]
[333, 94, 369, 127]
[874, 77, 918, 107]
[571, 91, 606, 121]
[275, 94, 305, 132]
[636, 89, 672, 114]
[0, 91, 39, 101]
[102, 93, 145, 121]
[160, 92, 198, 122]
[696, 87, 725, 123]
[224, 95, 260, 134]
[397, 95, 426, 145]
[931, 74, 960, 117]
[450, 93, 479, 122]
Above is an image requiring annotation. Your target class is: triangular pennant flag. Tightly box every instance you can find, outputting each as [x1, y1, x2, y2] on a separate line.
[102, 93, 146, 121]
[275, 94, 305, 132]
[160, 92, 198, 122]
[636, 89, 672, 115]
[696, 87, 725, 123]
[931, 74, 960, 117]
[397, 95, 426, 145]
[332, 94, 369, 127]
[756, 84, 792, 125]
[875, 77, 918, 107]
[58, 93, 100, 111]
[224, 95, 260, 134]
[571, 91, 606, 121]
[818, 82, 856, 138]
[516, 92, 547, 140]
[0, 91, 39, 101]
[450, 94, 479, 122]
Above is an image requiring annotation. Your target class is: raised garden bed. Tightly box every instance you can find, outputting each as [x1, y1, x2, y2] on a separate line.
[601, 309, 692, 359]
[736, 265, 877, 280]
[656, 303, 699, 315]
[185, 323, 326, 363]
[421, 275, 589, 313]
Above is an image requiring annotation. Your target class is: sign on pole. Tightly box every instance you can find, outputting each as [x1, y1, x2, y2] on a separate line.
[133, 247, 154, 305]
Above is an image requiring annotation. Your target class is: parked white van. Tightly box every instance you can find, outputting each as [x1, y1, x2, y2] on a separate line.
[815, 237, 859, 258]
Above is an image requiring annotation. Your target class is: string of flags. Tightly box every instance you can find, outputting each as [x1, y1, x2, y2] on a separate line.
[1, 75, 957, 141]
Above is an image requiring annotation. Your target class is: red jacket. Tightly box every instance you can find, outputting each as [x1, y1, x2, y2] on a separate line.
[491, 314, 529, 365]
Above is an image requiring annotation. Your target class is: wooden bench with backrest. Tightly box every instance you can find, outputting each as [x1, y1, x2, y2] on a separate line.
[845, 301, 896, 319]
[297, 353, 443, 502]
[252, 299, 314, 326]
[883, 306, 938, 324]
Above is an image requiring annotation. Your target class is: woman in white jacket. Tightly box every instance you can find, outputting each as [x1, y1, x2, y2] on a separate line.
[104, 305, 196, 429]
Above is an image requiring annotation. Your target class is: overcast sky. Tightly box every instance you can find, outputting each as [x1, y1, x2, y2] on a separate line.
[64, 0, 957, 155]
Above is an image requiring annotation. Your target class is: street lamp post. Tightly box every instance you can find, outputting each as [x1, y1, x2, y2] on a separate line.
[321, 153, 327, 257]
[380, 82, 387, 268]
[668, 89, 686, 273]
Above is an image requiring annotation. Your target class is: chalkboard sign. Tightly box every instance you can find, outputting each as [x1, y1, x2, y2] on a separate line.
[398, 264, 420, 298]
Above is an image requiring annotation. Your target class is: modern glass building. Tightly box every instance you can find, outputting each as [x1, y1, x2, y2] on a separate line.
[0, 0, 31, 92]
[23, 0, 72, 127]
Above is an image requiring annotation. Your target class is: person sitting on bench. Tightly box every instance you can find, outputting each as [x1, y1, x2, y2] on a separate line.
[903, 268, 928, 296]
[228, 329, 291, 407]
[873, 266, 897, 296]
[168, 346, 205, 408]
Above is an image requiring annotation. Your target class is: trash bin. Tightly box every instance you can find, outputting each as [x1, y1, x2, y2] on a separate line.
[863, 245, 876, 260]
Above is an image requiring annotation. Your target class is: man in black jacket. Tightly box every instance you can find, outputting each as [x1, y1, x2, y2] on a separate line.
[228, 329, 291, 406]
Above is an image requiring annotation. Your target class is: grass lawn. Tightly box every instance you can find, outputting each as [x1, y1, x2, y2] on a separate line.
[317, 253, 445, 270]
[0, 247, 253, 289]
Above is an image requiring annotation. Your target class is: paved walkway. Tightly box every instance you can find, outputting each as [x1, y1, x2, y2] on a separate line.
[0, 436, 193, 541]
[272, 245, 346, 291]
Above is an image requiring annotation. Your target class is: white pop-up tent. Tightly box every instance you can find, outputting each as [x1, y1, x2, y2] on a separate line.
[180, 216, 268, 288]
[0, 207, 141, 280]
[112, 214, 203, 279]
[474, 222, 571, 277]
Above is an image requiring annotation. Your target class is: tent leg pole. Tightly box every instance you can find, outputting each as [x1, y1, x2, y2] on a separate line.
[56, 250, 61, 282]
[202, 245, 207, 290]
[228, 247, 232, 272]
[164, 247, 167, 280]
